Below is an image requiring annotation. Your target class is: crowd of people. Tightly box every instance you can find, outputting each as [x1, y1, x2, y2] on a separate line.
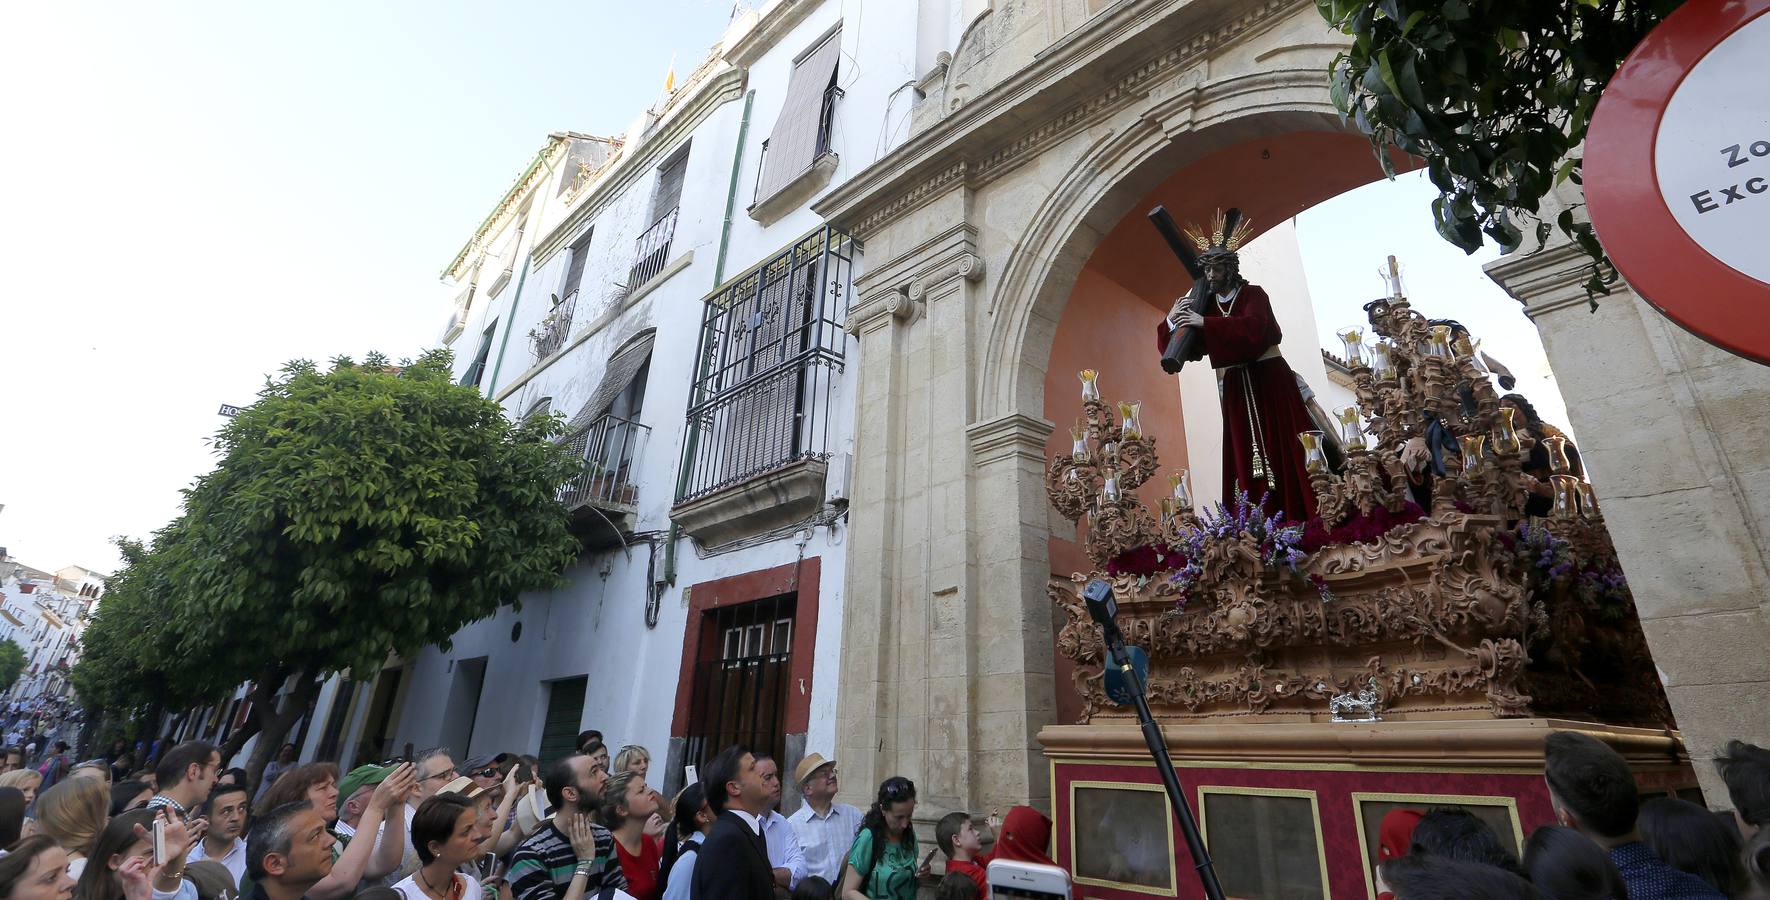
[0, 724, 1766, 900]
[1376, 733, 1770, 900]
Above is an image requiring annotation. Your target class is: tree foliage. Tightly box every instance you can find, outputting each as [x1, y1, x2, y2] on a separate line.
[1317, 0, 1682, 301]
[0, 639, 25, 694]
[72, 350, 581, 786]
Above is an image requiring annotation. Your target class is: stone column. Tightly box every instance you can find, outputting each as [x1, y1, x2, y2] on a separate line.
[836, 198, 1057, 821]
[1488, 242, 1770, 806]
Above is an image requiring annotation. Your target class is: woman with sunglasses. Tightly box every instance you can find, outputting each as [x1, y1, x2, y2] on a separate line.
[841, 778, 924, 900]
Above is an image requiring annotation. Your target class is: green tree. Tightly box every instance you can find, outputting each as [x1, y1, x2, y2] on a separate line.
[75, 351, 580, 790]
[0, 639, 25, 695]
[1317, 0, 1682, 301]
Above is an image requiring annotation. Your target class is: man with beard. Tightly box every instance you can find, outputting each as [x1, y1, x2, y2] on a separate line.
[508, 752, 626, 900]
[1156, 209, 1318, 522]
[190, 782, 253, 886]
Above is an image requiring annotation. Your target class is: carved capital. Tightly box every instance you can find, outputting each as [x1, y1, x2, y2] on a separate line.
[909, 252, 986, 303]
[967, 413, 1055, 467]
[846, 286, 920, 336]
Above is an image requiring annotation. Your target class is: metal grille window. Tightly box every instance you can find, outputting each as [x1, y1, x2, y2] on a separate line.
[678, 226, 857, 501]
[682, 594, 795, 781]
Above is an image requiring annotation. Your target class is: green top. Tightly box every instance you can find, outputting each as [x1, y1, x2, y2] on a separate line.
[846, 827, 919, 900]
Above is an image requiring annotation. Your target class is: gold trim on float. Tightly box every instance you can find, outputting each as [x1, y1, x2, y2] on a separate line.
[1067, 780, 1180, 897]
[1051, 755, 1536, 775]
[1196, 785, 1331, 900]
[1348, 792, 1524, 900]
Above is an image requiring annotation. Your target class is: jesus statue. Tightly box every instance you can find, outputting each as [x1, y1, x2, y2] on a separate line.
[1155, 210, 1318, 522]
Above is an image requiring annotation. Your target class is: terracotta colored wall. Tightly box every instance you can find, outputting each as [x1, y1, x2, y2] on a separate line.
[1044, 266, 1189, 724]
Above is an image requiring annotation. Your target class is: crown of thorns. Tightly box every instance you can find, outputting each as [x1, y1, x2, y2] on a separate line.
[1182, 208, 1253, 256]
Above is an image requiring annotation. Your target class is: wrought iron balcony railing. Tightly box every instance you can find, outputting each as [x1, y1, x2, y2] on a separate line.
[559, 413, 651, 511]
[629, 207, 679, 292]
[678, 226, 858, 501]
[529, 290, 578, 361]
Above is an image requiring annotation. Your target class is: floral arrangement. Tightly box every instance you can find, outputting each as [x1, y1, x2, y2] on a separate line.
[1166, 490, 1328, 610]
[1507, 521, 1632, 620]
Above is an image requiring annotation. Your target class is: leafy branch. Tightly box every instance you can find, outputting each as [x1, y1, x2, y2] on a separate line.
[1317, 0, 1682, 304]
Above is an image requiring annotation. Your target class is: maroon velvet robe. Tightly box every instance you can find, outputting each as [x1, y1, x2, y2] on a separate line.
[1156, 283, 1318, 522]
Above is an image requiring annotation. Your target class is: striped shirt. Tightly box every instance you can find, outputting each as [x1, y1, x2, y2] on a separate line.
[508, 820, 626, 900]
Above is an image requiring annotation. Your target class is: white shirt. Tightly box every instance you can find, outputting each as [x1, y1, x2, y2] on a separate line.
[188, 837, 249, 887]
[727, 808, 763, 835]
[787, 801, 865, 884]
[376, 803, 421, 886]
[762, 810, 807, 890]
[391, 871, 481, 900]
[660, 832, 704, 900]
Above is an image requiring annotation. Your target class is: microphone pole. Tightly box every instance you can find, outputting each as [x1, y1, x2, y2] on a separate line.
[1082, 578, 1226, 900]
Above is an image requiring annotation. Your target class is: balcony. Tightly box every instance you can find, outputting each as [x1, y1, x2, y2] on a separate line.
[529, 291, 578, 362]
[629, 207, 679, 292]
[671, 226, 857, 546]
[559, 414, 651, 550]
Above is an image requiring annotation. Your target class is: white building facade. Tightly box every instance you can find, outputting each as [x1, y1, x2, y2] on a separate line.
[0, 559, 102, 702]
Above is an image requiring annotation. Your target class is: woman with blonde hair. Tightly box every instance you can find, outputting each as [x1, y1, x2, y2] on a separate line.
[34, 777, 110, 878]
[0, 768, 44, 806]
[612, 746, 651, 781]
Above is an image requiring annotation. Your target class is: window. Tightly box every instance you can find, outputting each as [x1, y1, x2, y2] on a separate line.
[538, 676, 587, 766]
[561, 230, 593, 304]
[524, 396, 553, 420]
[631, 149, 688, 290]
[678, 227, 856, 500]
[755, 28, 843, 202]
[682, 594, 795, 780]
[559, 332, 654, 511]
[462, 323, 496, 389]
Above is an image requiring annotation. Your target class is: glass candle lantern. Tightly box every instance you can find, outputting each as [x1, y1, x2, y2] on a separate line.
[1452, 332, 1476, 359]
[1337, 327, 1366, 366]
[1428, 325, 1453, 358]
[1079, 369, 1100, 402]
[1551, 474, 1580, 519]
[1577, 480, 1599, 517]
[1159, 497, 1176, 527]
[1298, 431, 1329, 474]
[1543, 435, 1572, 474]
[1334, 406, 1367, 451]
[1370, 341, 1396, 381]
[1070, 421, 1089, 463]
[1493, 407, 1522, 455]
[1458, 433, 1487, 476]
[1102, 441, 1119, 467]
[1170, 470, 1192, 509]
[1118, 401, 1143, 440]
[1102, 468, 1121, 503]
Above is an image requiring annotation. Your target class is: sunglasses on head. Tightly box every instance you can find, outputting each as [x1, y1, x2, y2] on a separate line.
[881, 777, 916, 801]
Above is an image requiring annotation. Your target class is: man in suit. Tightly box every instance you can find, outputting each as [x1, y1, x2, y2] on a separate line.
[692, 745, 776, 900]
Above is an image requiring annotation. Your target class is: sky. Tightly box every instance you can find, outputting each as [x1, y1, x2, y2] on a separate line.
[0, 2, 1569, 574]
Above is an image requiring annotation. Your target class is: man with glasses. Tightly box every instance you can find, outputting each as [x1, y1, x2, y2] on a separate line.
[375, 747, 456, 885]
[148, 740, 221, 819]
[786, 753, 864, 884]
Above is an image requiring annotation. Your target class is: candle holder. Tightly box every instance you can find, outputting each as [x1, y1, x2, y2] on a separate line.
[1338, 328, 1366, 367]
[1079, 368, 1100, 402]
[1452, 333, 1476, 359]
[1334, 406, 1368, 452]
[1102, 467, 1121, 503]
[1298, 431, 1329, 475]
[1458, 433, 1487, 476]
[1543, 435, 1572, 475]
[1070, 421, 1090, 463]
[1551, 474, 1581, 520]
[1427, 325, 1454, 358]
[1170, 470, 1192, 510]
[1493, 407, 1522, 455]
[1370, 341, 1396, 382]
[1577, 481, 1599, 519]
[1159, 497, 1176, 527]
[1118, 401, 1143, 440]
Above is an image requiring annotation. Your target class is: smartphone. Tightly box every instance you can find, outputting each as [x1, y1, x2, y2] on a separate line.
[987, 860, 1071, 900]
[152, 817, 169, 866]
[684, 764, 698, 787]
[922, 848, 938, 870]
[513, 761, 535, 784]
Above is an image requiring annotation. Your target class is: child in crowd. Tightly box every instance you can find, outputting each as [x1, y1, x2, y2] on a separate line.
[936, 812, 988, 898]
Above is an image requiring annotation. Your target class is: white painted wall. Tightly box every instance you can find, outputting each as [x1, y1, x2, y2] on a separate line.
[368, 0, 919, 781]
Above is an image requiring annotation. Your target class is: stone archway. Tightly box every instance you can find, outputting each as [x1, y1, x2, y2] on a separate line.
[815, 0, 1416, 818]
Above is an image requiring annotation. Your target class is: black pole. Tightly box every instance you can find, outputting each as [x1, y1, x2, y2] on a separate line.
[1084, 579, 1226, 900]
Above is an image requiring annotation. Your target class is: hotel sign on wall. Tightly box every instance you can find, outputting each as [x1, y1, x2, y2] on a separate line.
[1586, 0, 1770, 365]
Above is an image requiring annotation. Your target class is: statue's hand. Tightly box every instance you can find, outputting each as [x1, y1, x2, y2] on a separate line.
[1176, 309, 1204, 329]
[1167, 296, 1190, 322]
